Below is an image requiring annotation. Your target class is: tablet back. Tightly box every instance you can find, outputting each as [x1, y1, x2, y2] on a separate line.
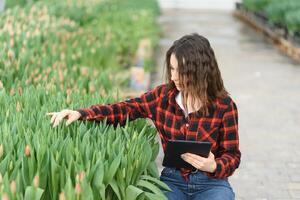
[162, 140, 212, 170]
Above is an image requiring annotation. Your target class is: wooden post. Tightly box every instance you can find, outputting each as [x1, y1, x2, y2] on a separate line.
[233, 9, 300, 62]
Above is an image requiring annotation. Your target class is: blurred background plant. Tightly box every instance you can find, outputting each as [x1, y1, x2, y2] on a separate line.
[242, 0, 300, 36]
[0, 0, 161, 94]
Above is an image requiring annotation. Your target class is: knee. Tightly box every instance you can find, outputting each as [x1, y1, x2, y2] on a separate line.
[164, 191, 184, 200]
[160, 180, 186, 200]
[208, 187, 235, 200]
[193, 187, 234, 200]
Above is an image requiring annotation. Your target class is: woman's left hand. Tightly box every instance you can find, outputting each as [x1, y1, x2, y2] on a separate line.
[181, 151, 217, 173]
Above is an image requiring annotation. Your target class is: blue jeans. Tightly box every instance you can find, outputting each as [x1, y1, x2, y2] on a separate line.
[160, 167, 235, 200]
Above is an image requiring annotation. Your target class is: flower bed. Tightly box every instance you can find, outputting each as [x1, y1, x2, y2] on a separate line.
[0, 0, 169, 199]
[0, 86, 170, 200]
[0, 0, 161, 93]
[242, 0, 300, 35]
[234, 0, 300, 62]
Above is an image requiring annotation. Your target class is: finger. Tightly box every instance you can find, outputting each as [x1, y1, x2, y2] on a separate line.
[181, 155, 203, 169]
[53, 113, 67, 127]
[46, 112, 56, 116]
[65, 120, 72, 126]
[51, 113, 57, 124]
[184, 153, 206, 162]
[182, 154, 202, 164]
[66, 114, 77, 126]
[53, 118, 61, 127]
[209, 151, 215, 158]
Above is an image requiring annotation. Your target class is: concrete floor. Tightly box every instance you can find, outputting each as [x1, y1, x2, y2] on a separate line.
[151, 9, 300, 200]
[158, 0, 237, 10]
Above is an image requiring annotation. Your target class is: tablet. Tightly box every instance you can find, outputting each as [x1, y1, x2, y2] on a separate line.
[162, 140, 212, 170]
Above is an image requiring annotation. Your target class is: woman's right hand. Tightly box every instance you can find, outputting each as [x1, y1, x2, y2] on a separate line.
[46, 109, 81, 127]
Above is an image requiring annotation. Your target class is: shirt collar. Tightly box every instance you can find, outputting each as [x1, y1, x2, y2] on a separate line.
[167, 85, 219, 117]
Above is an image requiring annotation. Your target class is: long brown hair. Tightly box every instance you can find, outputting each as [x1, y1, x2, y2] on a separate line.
[165, 33, 228, 116]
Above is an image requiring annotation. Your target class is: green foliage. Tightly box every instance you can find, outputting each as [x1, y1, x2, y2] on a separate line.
[264, 0, 300, 25]
[242, 0, 300, 35]
[0, 86, 170, 199]
[0, 0, 161, 92]
[285, 9, 300, 34]
[0, 0, 169, 199]
[243, 0, 270, 12]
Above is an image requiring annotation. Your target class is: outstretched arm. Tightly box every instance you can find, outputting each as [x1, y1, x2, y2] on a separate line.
[76, 85, 164, 126]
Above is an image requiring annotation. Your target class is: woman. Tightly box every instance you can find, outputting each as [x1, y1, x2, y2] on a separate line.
[47, 33, 241, 200]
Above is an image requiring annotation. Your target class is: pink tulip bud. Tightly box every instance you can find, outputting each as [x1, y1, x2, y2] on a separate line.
[25, 145, 30, 157]
[0, 173, 3, 185]
[10, 180, 16, 194]
[79, 171, 85, 182]
[75, 183, 81, 195]
[80, 67, 89, 76]
[0, 144, 3, 158]
[75, 174, 79, 183]
[59, 192, 66, 200]
[10, 88, 15, 96]
[18, 87, 22, 96]
[16, 101, 21, 112]
[7, 49, 14, 59]
[2, 193, 9, 200]
[76, 171, 85, 183]
[89, 84, 96, 93]
[33, 175, 39, 188]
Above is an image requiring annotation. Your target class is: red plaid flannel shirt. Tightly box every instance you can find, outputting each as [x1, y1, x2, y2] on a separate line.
[76, 83, 241, 181]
